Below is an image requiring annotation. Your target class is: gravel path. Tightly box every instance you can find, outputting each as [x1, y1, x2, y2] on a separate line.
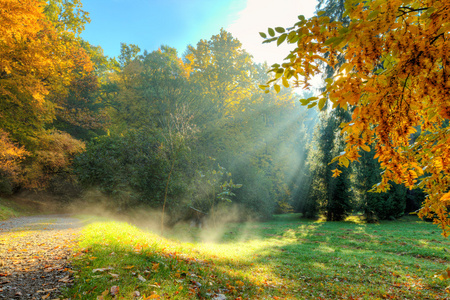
[0, 215, 81, 299]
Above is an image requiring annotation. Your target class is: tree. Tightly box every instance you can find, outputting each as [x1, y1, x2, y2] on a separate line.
[106, 45, 193, 133]
[185, 29, 256, 123]
[355, 146, 408, 221]
[0, 130, 28, 194]
[305, 108, 352, 220]
[262, 0, 450, 233]
[0, 0, 94, 190]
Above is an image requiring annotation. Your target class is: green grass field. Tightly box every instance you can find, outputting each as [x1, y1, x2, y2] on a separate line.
[65, 214, 450, 299]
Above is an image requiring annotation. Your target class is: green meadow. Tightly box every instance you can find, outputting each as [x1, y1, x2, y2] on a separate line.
[64, 214, 450, 299]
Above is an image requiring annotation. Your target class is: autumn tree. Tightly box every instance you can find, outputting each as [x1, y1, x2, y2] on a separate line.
[0, 130, 28, 194]
[262, 0, 450, 232]
[185, 29, 256, 123]
[105, 45, 194, 133]
[0, 0, 93, 190]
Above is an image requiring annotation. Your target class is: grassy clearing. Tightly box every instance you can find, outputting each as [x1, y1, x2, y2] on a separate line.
[65, 214, 450, 299]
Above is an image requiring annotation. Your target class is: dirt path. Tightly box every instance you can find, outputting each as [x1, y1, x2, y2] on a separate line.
[0, 215, 81, 299]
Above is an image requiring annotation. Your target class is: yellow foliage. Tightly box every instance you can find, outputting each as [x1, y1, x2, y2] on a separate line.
[20, 130, 85, 189]
[0, 0, 93, 189]
[266, 0, 450, 233]
[0, 130, 29, 181]
[0, 0, 93, 116]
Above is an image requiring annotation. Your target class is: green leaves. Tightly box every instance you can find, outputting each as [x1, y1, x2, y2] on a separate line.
[300, 96, 318, 107]
[318, 98, 326, 111]
[274, 84, 280, 93]
[277, 34, 287, 46]
[264, 27, 288, 46]
[324, 36, 345, 47]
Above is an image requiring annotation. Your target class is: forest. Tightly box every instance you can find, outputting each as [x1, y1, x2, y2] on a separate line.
[1, 0, 438, 227]
[2, 0, 450, 299]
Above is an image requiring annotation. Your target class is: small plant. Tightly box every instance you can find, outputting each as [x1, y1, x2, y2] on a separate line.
[194, 164, 242, 227]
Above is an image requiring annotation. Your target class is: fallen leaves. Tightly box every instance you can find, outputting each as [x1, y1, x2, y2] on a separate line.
[0, 216, 80, 299]
[152, 263, 160, 271]
[110, 285, 119, 296]
[92, 267, 114, 273]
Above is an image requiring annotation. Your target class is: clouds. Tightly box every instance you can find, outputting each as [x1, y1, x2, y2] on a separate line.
[227, 0, 317, 65]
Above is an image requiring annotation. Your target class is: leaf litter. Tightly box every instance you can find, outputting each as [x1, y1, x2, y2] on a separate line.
[0, 215, 81, 299]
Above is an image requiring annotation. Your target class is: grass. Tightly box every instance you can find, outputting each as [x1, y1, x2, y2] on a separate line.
[64, 214, 450, 299]
[0, 197, 31, 220]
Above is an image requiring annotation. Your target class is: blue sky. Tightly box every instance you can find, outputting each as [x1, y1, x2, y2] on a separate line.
[81, 0, 317, 65]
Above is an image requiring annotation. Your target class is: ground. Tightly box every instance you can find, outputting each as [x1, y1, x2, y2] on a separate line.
[0, 215, 80, 299]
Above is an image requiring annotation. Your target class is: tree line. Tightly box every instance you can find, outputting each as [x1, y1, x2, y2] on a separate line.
[0, 0, 430, 225]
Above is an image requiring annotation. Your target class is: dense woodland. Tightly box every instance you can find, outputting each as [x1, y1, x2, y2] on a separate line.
[3, 0, 444, 226]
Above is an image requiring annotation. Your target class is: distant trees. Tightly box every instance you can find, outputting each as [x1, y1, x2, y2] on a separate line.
[1, 0, 430, 227]
[69, 28, 317, 221]
[261, 0, 444, 225]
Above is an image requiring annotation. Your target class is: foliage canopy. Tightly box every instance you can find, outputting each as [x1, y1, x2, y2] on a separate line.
[262, 0, 450, 232]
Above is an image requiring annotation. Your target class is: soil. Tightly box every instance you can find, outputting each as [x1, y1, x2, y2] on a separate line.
[0, 215, 81, 299]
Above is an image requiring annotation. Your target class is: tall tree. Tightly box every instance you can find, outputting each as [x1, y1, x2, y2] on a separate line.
[305, 108, 351, 220]
[262, 0, 450, 232]
[106, 45, 193, 133]
[0, 0, 93, 190]
[185, 29, 256, 123]
[297, 0, 353, 220]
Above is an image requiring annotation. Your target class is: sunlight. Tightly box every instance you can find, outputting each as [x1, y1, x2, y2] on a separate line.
[228, 0, 317, 65]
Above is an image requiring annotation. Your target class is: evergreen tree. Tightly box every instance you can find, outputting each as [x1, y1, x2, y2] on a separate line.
[356, 147, 408, 221]
[305, 106, 352, 220]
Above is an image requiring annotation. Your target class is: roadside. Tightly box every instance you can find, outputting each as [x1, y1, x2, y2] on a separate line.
[0, 215, 81, 299]
[0, 191, 72, 221]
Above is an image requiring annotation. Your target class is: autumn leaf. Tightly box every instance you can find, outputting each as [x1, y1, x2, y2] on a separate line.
[110, 285, 119, 296]
[332, 169, 342, 178]
[123, 265, 135, 269]
[441, 192, 450, 202]
[93, 267, 113, 273]
[152, 263, 160, 271]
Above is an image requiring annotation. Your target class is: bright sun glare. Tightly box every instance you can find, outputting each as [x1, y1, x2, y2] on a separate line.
[228, 0, 317, 65]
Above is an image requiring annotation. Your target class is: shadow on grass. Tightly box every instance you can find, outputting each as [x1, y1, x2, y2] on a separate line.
[166, 215, 450, 299]
[67, 215, 450, 299]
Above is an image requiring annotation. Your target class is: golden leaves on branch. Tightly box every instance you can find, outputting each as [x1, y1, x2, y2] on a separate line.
[20, 130, 85, 189]
[0, 130, 29, 182]
[0, 0, 94, 108]
[263, 0, 450, 232]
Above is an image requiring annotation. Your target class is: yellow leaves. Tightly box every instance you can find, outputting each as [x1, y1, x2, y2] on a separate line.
[123, 265, 135, 270]
[361, 145, 371, 152]
[332, 169, 342, 178]
[441, 192, 450, 202]
[435, 268, 450, 281]
[339, 156, 350, 168]
[265, 0, 450, 233]
[236, 280, 245, 287]
[364, 86, 378, 94]
[434, 157, 444, 172]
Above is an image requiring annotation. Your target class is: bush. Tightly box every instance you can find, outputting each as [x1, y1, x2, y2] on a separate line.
[74, 130, 184, 210]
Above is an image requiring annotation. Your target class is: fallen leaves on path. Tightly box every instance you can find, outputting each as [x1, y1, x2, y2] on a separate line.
[0, 216, 80, 299]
